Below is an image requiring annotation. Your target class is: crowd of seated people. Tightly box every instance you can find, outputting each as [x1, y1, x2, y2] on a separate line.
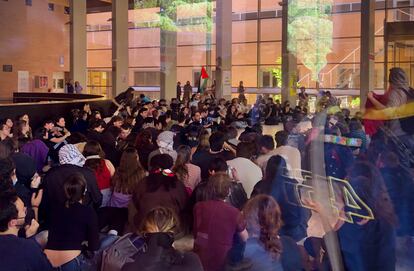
[0, 68, 413, 271]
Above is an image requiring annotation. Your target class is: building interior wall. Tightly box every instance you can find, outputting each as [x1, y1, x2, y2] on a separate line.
[0, 0, 70, 100]
[0, 0, 413, 99]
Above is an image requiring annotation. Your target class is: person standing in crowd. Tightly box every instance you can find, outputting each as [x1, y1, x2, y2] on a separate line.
[211, 80, 217, 97]
[74, 81, 83, 94]
[183, 81, 193, 101]
[298, 86, 309, 105]
[65, 80, 74, 94]
[176, 81, 182, 101]
[238, 81, 246, 101]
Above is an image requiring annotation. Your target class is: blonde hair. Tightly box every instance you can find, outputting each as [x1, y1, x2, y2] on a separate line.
[141, 207, 179, 234]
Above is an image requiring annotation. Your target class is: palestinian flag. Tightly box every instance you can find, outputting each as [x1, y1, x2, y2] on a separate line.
[198, 66, 209, 93]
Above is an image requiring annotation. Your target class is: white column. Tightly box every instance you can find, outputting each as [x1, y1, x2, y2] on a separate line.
[281, 0, 297, 105]
[112, 0, 130, 98]
[160, 4, 177, 101]
[360, 0, 375, 110]
[216, 0, 232, 100]
[70, 0, 87, 91]
[160, 29, 177, 101]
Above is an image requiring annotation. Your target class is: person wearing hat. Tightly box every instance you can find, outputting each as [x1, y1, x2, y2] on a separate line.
[147, 131, 177, 171]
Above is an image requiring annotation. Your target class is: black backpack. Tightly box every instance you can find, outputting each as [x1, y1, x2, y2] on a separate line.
[400, 88, 414, 135]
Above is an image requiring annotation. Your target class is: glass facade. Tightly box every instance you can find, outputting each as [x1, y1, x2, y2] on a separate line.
[85, 1, 414, 102]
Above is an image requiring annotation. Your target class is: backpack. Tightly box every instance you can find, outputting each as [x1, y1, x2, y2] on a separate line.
[101, 233, 146, 271]
[400, 88, 414, 135]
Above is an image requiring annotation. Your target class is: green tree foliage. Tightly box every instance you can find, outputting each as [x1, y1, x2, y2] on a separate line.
[133, 0, 213, 33]
[288, 0, 333, 81]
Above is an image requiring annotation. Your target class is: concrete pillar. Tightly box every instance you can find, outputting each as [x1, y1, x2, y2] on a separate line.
[160, 30, 177, 101]
[206, 0, 213, 80]
[160, 6, 177, 102]
[216, 0, 232, 100]
[281, 0, 297, 105]
[257, 0, 262, 90]
[112, 0, 129, 98]
[70, 0, 87, 91]
[360, 0, 375, 109]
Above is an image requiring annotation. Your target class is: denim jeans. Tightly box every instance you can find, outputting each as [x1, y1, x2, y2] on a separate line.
[54, 235, 118, 271]
[54, 254, 91, 271]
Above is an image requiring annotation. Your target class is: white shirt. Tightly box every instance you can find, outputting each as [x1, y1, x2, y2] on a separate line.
[227, 157, 263, 198]
[256, 145, 302, 181]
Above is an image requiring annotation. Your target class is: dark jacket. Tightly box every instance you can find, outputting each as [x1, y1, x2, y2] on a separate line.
[122, 233, 203, 271]
[270, 174, 310, 242]
[0, 234, 53, 271]
[86, 129, 102, 142]
[381, 166, 414, 236]
[133, 176, 188, 231]
[41, 164, 102, 227]
[11, 152, 37, 188]
[338, 219, 396, 271]
[243, 236, 302, 271]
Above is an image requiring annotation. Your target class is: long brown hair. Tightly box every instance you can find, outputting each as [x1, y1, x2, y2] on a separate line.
[112, 147, 146, 194]
[135, 129, 153, 148]
[13, 120, 32, 142]
[172, 145, 190, 183]
[64, 173, 86, 208]
[83, 141, 105, 172]
[243, 195, 283, 259]
[206, 173, 232, 200]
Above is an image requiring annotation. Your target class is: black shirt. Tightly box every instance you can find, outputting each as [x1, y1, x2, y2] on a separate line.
[86, 129, 102, 142]
[338, 219, 396, 271]
[192, 149, 235, 180]
[11, 152, 37, 188]
[41, 165, 102, 228]
[0, 234, 53, 271]
[46, 202, 99, 251]
[122, 233, 203, 271]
